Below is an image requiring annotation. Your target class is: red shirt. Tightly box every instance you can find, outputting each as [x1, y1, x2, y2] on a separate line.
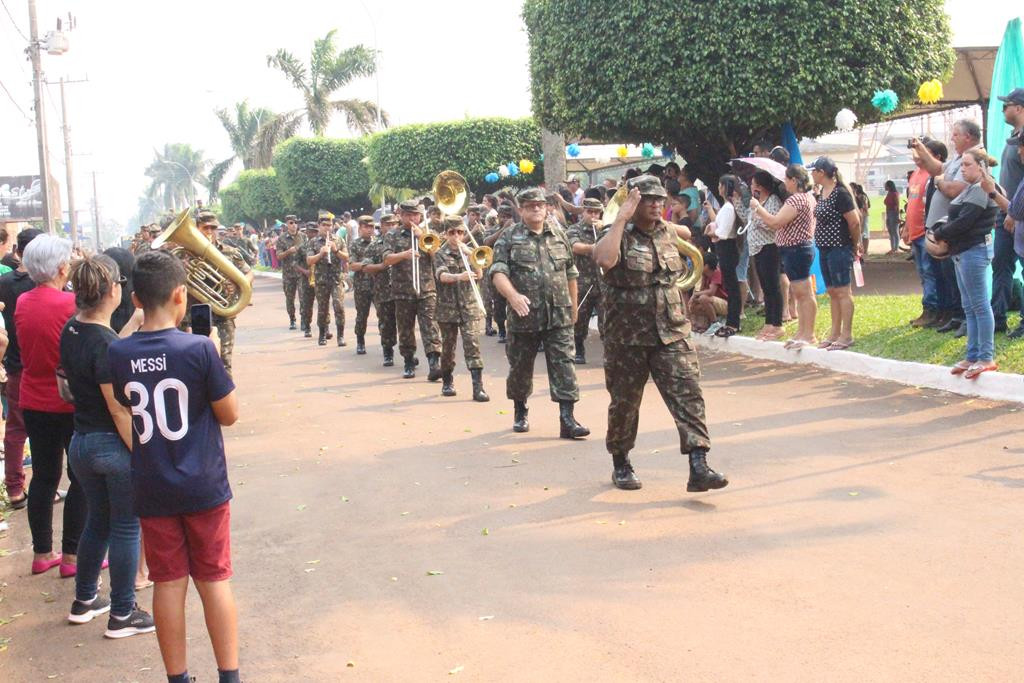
[14, 284, 76, 413]
[702, 268, 727, 299]
[884, 190, 900, 211]
[905, 168, 929, 241]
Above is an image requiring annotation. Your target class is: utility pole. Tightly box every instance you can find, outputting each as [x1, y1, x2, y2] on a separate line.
[28, 0, 52, 232]
[59, 78, 77, 244]
[92, 171, 100, 249]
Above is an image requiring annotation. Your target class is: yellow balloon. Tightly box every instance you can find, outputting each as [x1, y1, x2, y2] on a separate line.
[918, 79, 943, 105]
[617, 145, 629, 158]
[519, 159, 535, 174]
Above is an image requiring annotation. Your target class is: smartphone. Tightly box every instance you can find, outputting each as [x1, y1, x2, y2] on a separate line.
[190, 303, 212, 337]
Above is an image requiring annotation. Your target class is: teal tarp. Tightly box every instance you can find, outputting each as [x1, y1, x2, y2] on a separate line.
[986, 18, 1024, 164]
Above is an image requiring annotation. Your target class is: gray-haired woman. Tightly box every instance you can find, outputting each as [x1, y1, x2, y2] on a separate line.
[14, 235, 86, 576]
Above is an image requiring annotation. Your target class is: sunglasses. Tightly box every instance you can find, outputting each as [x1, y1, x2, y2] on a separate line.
[286, 221, 297, 225]
[319, 221, 332, 225]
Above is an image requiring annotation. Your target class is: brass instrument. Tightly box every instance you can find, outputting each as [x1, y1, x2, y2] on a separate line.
[431, 170, 493, 267]
[152, 209, 253, 317]
[602, 184, 703, 291]
[418, 231, 442, 254]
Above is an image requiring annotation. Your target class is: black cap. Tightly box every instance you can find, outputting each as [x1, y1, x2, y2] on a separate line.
[806, 156, 838, 175]
[998, 88, 1024, 107]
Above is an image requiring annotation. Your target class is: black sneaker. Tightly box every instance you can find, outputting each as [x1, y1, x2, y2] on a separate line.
[104, 605, 155, 639]
[1008, 324, 1024, 340]
[68, 595, 111, 624]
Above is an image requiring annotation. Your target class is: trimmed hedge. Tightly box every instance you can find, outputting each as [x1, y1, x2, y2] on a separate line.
[366, 117, 544, 194]
[233, 169, 289, 226]
[273, 137, 371, 215]
[219, 185, 244, 225]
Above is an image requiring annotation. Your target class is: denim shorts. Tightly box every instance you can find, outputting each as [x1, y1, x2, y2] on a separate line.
[779, 242, 815, 282]
[819, 245, 854, 289]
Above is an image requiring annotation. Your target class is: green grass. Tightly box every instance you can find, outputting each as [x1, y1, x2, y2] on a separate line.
[737, 294, 1024, 374]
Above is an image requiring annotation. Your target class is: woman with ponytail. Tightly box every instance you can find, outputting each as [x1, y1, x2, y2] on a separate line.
[704, 174, 743, 336]
[59, 254, 154, 637]
[808, 156, 861, 351]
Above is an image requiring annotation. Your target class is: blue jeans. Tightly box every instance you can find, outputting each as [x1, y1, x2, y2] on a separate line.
[911, 236, 939, 310]
[737, 238, 750, 283]
[953, 239, 995, 363]
[990, 217, 1017, 324]
[68, 431, 140, 616]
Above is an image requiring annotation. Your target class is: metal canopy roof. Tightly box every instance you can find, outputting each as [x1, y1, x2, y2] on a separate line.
[887, 46, 997, 120]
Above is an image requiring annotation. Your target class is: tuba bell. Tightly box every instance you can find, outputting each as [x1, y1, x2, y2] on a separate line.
[152, 209, 253, 318]
[431, 169, 493, 267]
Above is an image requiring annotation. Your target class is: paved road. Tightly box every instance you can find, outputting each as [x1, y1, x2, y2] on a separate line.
[2, 278, 1022, 681]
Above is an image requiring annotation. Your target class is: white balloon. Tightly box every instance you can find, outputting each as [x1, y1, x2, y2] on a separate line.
[498, 165, 510, 178]
[835, 108, 858, 132]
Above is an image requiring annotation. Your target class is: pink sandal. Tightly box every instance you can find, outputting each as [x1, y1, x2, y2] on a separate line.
[964, 362, 998, 380]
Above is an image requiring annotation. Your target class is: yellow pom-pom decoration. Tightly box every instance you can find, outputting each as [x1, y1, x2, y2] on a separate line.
[616, 145, 629, 158]
[918, 79, 943, 105]
[519, 159, 535, 174]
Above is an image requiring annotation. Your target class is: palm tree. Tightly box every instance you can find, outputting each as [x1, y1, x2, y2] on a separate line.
[267, 30, 388, 137]
[144, 143, 211, 210]
[207, 101, 303, 200]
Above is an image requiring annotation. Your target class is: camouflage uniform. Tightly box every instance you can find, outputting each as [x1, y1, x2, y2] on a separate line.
[469, 222, 493, 318]
[566, 220, 604, 343]
[368, 234, 397, 350]
[490, 221, 580, 402]
[434, 242, 484, 373]
[381, 226, 441, 359]
[484, 223, 508, 335]
[349, 235, 376, 342]
[303, 234, 346, 337]
[276, 229, 306, 325]
[602, 219, 710, 457]
[211, 240, 252, 376]
[225, 235, 257, 267]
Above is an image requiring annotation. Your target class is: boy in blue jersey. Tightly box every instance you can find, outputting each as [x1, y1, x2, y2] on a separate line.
[108, 251, 242, 683]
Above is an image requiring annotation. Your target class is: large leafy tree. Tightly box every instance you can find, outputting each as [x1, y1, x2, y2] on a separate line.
[208, 100, 303, 200]
[523, 0, 956, 182]
[144, 143, 210, 210]
[273, 137, 371, 214]
[267, 30, 388, 137]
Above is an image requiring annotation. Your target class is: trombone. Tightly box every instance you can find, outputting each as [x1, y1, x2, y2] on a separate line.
[411, 222, 441, 295]
[456, 240, 486, 315]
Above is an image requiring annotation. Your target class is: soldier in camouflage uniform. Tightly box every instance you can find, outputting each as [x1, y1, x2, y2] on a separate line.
[196, 210, 254, 377]
[381, 200, 442, 380]
[226, 223, 257, 267]
[434, 216, 489, 401]
[298, 223, 319, 336]
[276, 214, 305, 329]
[132, 224, 160, 255]
[566, 198, 606, 364]
[490, 188, 588, 439]
[466, 205, 494, 335]
[483, 204, 517, 342]
[347, 215, 377, 354]
[304, 212, 348, 346]
[592, 175, 727, 493]
[363, 213, 399, 365]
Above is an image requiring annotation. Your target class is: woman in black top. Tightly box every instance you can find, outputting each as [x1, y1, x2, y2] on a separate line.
[60, 254, 154, 637]
[809, 156, 862, 350]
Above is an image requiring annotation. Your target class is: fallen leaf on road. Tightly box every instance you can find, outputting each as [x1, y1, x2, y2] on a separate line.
[618, 521, 626, 526]
[848, 491, 860, 497]
[426, 570, 444, 576]
[478, 615, 495, 621]
[481, 528, 489, 536]
[306, 559, 320, 565]
[341, 496, 349, 502]
[390, 577, 398, 582]
[347, 661, 356, 668]
[401, 511, 410, 516]
[596, 520, 607, 525]
[497, 410, 507, 415]
[449, 665, 464, 675]
[304, 568, 316, 573]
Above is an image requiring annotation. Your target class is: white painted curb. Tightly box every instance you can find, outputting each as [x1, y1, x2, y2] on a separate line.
[695, 333, 1023, 404]
[254, 270, 282, 280]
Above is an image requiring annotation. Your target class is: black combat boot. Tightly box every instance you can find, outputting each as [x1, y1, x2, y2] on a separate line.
[402, 356, 416, 379]
[303, 323, 312, 338]
[574, 336, 586, 364]
[485, 315, 496, 336]
[497, 320, 507, 343]
[382, 347, 394, 366]
[356, 335, 366, 355]
[611, 453, 641, 490]
[318, 327, 327, 346]
[301, 321, 309, 333]
[289, 318, 296, 330]
[441, 372, 456, 397]
[558, 401, 590, 439]
[325, 329, 333, 340]
[470, 368, 489, 402]
[427, 352, 442, 382]
[337, 327, 346, 347]
[512, 400, 529, 433]
[686, 449, 729, 492]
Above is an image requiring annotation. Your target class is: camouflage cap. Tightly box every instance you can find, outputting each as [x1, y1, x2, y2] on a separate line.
[317, 210, 335, 221]
[496, 204, 516, 217]
[398, 200, 423, 214]
[284, 214, 298, 222]
[357, 215, 374, 224]
[196, 210, 218, 226]
[627, 174, 668, 198]
[443, 216, 465, 230]
[517, 187, 546, 204]
[304, 221, 319, 231]
[146, 223, 162, 233]
[380, 212, 398, 224]
[581, 198, 604, 211]
[467, 204, 482, 214]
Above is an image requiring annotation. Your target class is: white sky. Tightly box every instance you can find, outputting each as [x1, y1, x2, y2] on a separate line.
[0, 1, 1018, 226]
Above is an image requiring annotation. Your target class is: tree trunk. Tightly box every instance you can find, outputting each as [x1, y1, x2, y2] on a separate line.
[541, 129, 565, 189]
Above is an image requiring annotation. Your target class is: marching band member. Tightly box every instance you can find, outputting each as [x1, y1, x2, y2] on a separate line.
[196, 210, 254, 376]
[297, 222, 319, 337]
[304, 212, 348, 346]
[276, 215, 305, 330]
[566, 197, 605, 364]
[347, 216, 377, 355]
[364, 214, 400, 365]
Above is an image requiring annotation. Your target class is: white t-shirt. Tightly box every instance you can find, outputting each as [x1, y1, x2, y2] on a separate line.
[713, 202, 738, 240]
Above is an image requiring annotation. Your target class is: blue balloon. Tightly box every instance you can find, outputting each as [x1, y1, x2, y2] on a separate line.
[485, 172, 500, 183]
[661, 146, 674, 158]
[508, 162, 520, 177]
[567, 143, 581, 158]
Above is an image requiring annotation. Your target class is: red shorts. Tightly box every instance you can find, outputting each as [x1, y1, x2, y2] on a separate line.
[140, 502, 233, 583]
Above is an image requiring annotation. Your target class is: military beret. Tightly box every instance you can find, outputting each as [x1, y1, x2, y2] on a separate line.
[443, 216, 465, 230]
[196, 210, 218, 226]
[357, 215, 374, 223]
[517, 187, 546, 204]
[497, 204, 516, 217]
[580, 198, 604, 211]
[284, 214, 298, 222]
[398, 200, 423, 214]
[627, 174, 668, 198]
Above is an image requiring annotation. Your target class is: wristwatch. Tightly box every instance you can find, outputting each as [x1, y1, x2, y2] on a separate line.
[988, 191, 997, 199]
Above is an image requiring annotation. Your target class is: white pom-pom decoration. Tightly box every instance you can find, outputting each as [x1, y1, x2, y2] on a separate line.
[498, 165, 510, 178]
[835, 108, 857, 132]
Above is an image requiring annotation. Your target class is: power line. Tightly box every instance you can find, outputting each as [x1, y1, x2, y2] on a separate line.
[0, 0, 27, 41]
[0, 75, 31, 122]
